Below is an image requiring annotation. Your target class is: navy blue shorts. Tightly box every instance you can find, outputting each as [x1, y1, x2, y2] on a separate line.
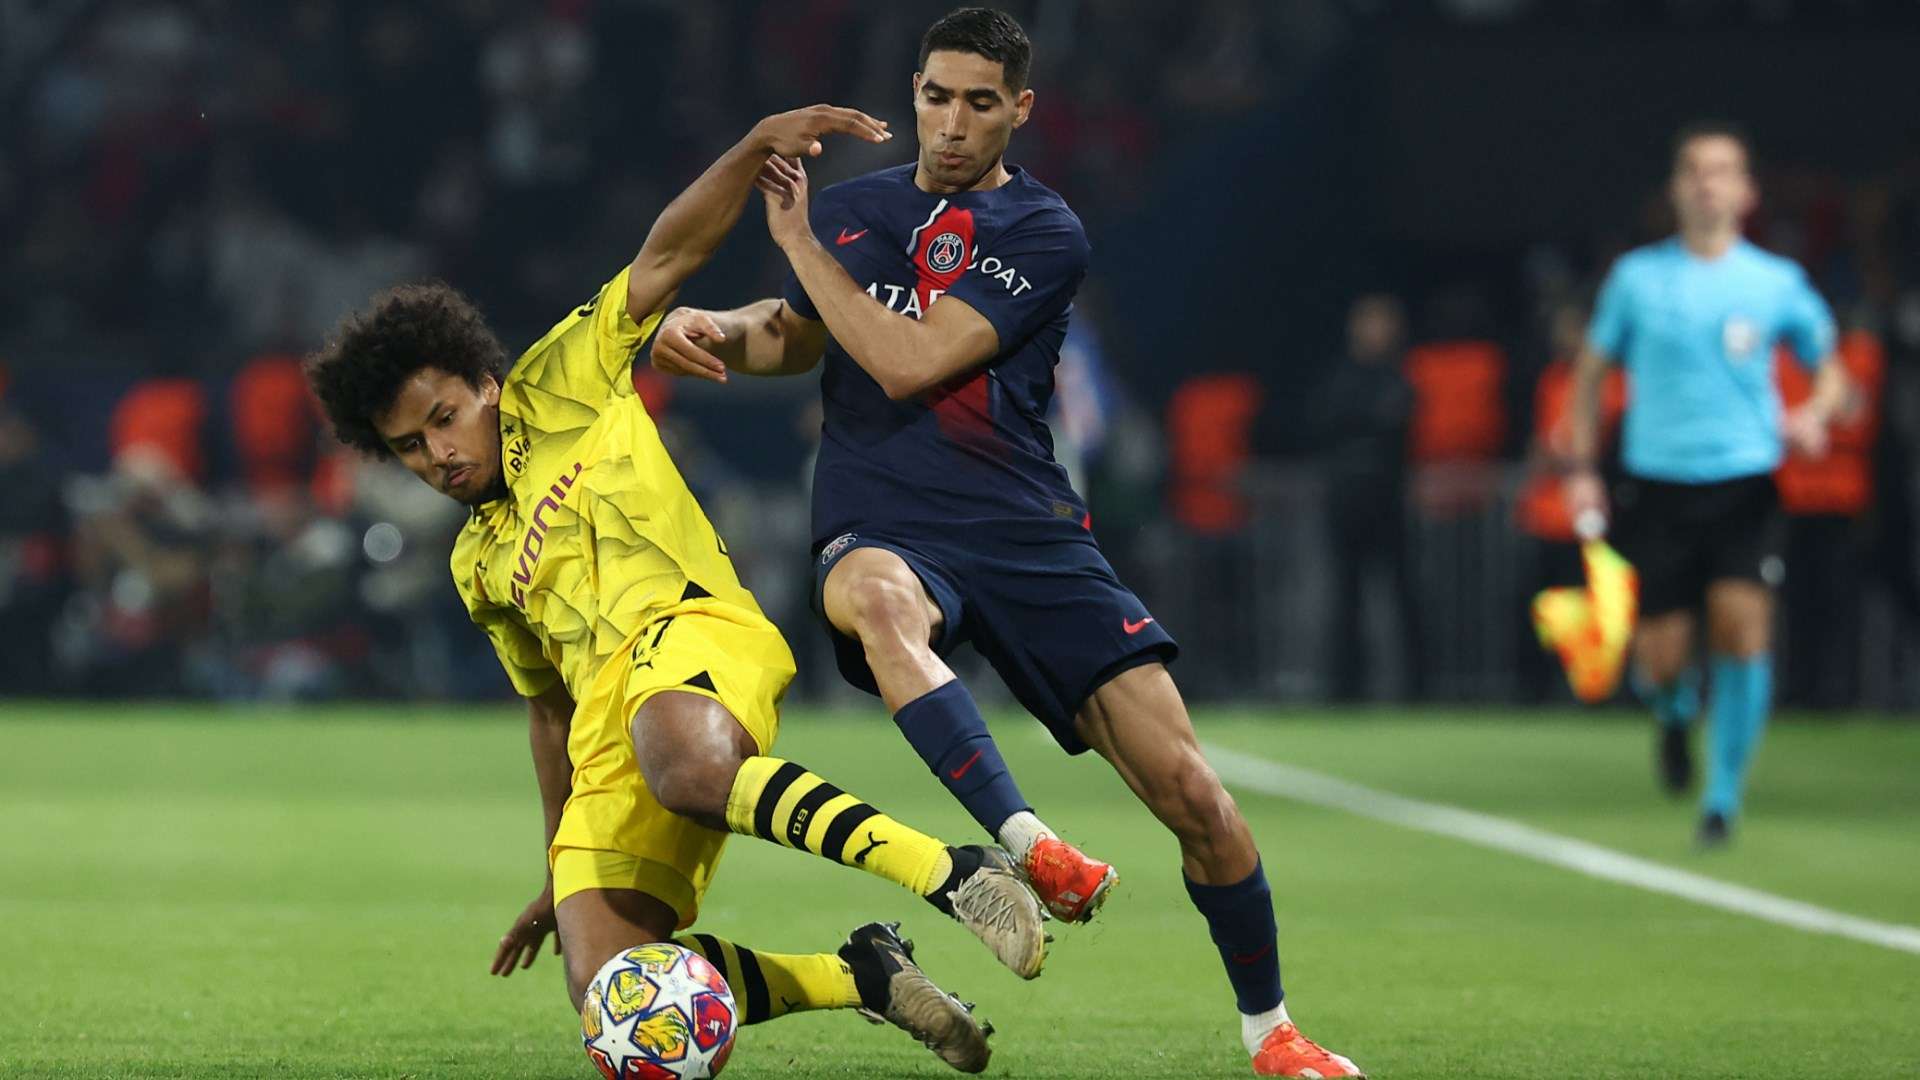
[812, 523, 1180, 754]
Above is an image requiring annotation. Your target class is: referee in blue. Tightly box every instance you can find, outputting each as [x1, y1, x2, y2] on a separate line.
[1565, 122, 1849, 847]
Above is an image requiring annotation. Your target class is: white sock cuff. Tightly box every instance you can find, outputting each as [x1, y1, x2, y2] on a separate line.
[995, 810, 1055, 861]
[1240, 1001, 1291, 1056]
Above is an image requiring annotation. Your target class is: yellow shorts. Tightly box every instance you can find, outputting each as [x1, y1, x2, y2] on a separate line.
[550, 600, 794, 928]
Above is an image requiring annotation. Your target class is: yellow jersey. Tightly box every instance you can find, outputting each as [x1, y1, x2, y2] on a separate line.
[451, 266, 765, 700]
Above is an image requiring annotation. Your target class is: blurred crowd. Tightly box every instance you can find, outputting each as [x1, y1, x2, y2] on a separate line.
[5, 0, 1920, 703]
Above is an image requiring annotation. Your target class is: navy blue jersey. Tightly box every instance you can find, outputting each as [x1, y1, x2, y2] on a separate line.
[783, 164, 1091, 545]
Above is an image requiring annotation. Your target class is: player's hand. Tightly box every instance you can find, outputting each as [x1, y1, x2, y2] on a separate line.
[1784, 406, 1831, 459]
[489, 882, 560, 976]
[1562, 468, 1608, 538]
[759, 155, 812, 250]
[651, 307, 730, 384]
[751, 104, 891, 159]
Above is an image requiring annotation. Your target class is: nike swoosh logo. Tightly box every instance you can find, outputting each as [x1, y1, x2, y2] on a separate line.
[836, 227, 868, 246]
[948, 749, 985, 779]
[1231, 942, 1274, 965]
[1123, 617, 1155, 635]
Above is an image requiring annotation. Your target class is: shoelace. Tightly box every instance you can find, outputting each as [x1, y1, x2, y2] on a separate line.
[952, 871, 1029, 936]
[1265, 1026, 1336, 1064]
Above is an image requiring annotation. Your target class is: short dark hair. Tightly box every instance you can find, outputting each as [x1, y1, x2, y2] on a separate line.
[919, 7, 1032, 93]
[1672, 120, 1753, 169]
[305, 282, 505, 458]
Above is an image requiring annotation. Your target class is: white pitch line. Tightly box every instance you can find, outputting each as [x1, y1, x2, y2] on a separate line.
[1200, 742, 1920, 957]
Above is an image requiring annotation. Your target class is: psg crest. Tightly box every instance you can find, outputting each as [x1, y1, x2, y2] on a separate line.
[927, 232, 966, 273]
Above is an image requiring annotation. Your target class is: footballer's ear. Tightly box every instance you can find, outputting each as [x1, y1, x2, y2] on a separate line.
[1013, 88, 1034, 128]
[911, 72, 922, 99]
[482, 373, 501, 405]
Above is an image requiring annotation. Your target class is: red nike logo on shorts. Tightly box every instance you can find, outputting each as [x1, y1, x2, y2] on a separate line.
[1123, 617, 1155, 635]
[836, 227, 868, 245]
[948, 749, 984, 779]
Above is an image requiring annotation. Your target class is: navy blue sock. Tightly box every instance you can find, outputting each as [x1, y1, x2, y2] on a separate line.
[1185, 860, 1283, 1014]
[893, 680, 1030, 836]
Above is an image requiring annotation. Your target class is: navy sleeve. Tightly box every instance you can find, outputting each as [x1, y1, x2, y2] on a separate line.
[941, 209, 1090, 349]
[782, 267, 818, 321]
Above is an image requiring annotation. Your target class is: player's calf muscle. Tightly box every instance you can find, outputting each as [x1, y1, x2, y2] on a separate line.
[1148, 754, 1254, 876]
[1081, 666, 1257, 880]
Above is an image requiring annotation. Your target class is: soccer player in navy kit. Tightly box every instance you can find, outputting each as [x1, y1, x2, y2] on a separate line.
[1565, 123, 1848, 847]
[649, 8, 1362, 1077]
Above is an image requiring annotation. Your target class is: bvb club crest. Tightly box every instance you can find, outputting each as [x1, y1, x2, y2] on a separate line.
[504, 433, 531, 478]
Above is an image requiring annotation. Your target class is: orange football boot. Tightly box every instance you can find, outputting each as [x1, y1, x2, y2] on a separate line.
[1252, 1022, 1365, 1079]
[1023, 836, 1117, 924]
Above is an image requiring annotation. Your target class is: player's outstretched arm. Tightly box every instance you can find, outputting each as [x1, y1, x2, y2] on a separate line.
[490, 682, 576, 977]
[759, 156, 1000, 400]
[650, 298, 829, 382]
[625, 105, 892, 321]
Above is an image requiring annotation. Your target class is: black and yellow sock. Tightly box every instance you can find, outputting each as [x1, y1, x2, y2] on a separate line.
[675, 934, 860, 1024]
[725, 756, 954, 897]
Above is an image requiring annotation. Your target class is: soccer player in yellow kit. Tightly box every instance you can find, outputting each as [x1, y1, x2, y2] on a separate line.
[304, 106, 1050, 1074]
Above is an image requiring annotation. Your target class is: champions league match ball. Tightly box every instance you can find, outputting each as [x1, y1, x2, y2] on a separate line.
[581, 943, 738, 1079]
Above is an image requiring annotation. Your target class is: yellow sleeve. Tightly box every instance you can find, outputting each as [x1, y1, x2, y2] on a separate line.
[451, 536, 560, 698]
[507, 265, 668, 409]
[472, 606, 562, 698]
[585, 263, 667, 371]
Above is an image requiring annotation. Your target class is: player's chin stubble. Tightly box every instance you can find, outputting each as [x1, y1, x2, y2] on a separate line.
[463, 466, 507, 507]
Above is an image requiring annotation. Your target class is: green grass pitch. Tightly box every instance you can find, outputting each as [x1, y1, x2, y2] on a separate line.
[3, 704, 1917, 1078]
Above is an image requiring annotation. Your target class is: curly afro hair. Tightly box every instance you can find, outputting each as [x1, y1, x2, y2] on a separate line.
[305, 282, 506, 459]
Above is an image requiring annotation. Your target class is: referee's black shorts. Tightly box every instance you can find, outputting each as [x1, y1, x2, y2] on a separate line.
[1609, 472, 1785, 618]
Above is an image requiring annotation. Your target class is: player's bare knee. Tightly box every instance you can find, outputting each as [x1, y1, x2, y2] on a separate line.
[1709, 621, 1769, 659]
[1634, 640, 1688, 686]
[632, 694, 754, 827]
[634, 732, 740, 825]
[847, 574, 928, 646]
[646, 754, 733, 825]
